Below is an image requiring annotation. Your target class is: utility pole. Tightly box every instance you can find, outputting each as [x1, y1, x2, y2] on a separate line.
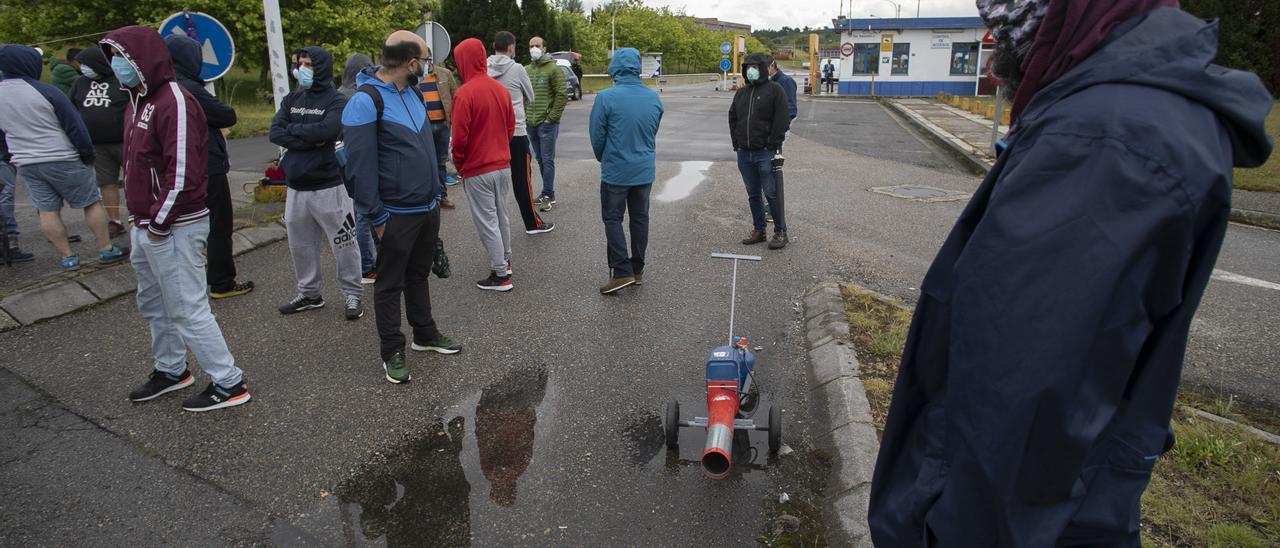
[611, 14, 616, 58]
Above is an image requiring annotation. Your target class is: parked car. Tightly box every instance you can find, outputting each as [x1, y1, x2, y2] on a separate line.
[556, 58, 582, 101]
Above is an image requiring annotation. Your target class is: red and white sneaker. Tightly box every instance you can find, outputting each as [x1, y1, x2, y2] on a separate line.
[476, 271, 513, 292]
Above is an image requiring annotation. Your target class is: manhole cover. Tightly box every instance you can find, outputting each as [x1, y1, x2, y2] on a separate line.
[868, 185, 970, 202]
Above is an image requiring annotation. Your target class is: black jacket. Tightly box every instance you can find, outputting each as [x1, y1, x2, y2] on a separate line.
[69, 47, 128, 144]
[728, 53, 790, 151]
[268, 46, 346, 191]
[867, 8, 1274, 547]
[165, 35, 236, 176]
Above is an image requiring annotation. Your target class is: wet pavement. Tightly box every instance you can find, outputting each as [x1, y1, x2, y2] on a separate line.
[3, 80, 1277, 545]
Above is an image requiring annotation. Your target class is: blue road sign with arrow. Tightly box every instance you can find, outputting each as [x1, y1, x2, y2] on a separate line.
[720, 41, 732, 55]
[158, 11, 236, 81]
[720, 58, 732, 72]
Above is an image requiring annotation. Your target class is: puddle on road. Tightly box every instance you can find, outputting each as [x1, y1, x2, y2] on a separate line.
[329, 365, 550, 546]
[654, 161, 713, 202]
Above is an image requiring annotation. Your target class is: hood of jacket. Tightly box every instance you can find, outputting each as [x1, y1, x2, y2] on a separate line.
[454, 38, 488, 83]
[608, 48, 641, 85]
[742, 52, 773, 86]
[75, 47, 112, 80]
[164, 34, 204, 84]
[297, 46, 335, 92]
[101, 25, 176, 97]
[487, 53, 518, 79]
[0, 45, 42, 80]
[341, 53, 372, 90]
[1020, 7, 1273, 168]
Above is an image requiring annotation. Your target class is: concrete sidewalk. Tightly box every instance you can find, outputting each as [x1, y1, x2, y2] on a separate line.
[1, 169, 275, 295]
[0, 172, 284, 330]
[885, 97, 1280, 228]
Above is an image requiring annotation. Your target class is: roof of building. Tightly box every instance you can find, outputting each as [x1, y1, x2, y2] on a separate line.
[830, 17, 986, 31]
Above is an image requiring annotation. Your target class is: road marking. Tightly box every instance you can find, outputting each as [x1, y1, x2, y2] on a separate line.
[1212, 269, 1280, 291]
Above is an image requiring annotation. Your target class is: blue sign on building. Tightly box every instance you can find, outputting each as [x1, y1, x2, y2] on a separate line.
[158, 11, 236, 81]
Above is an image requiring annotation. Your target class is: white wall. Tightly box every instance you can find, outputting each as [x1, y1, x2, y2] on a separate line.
[837, 27, 985, 84]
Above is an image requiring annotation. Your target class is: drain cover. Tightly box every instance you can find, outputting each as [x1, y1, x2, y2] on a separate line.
[868, 185, 970, 202]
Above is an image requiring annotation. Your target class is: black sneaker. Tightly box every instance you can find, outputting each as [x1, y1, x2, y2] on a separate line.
[411, 335, 462, 354]
[181, 381, 251, 412]
[525, 222, 555, 235]
[279, 294, 325, 314]
[476, 272, 513, 292]
[345, 295, 363, 320]
[128, 369, 195, 402]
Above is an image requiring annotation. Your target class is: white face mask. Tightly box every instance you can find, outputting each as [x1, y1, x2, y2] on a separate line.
[529, 47, 543, 60]
[80, 65, 98, 79]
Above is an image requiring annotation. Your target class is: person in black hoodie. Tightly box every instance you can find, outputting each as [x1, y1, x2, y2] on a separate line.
[728, 52, 790, 250]
[70, 46, 130, 237]
[165, 35, 254, 299]
[269, 46, 362, 321]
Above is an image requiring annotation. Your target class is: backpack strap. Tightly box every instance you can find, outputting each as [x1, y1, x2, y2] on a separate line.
[357, 84, 384, 131]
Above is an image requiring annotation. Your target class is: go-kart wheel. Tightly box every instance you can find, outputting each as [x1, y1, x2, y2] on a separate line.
[768, 405, 782, 453]
[665, 400, 680, 450]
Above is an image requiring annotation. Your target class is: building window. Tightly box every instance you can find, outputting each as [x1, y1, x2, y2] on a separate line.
[891, 43, 910, 75]
[950, 42, 979, 75]
[852, 43, 879, 75]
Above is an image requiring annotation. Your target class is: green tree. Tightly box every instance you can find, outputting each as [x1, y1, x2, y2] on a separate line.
[1178, 0, 1278, 95]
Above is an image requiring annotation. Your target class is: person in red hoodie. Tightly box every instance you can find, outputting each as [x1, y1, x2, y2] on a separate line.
[101, 26, 249, 412]
[450, 38, 516, 292]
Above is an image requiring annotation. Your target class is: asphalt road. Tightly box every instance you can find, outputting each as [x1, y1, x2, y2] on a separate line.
[2, 80, 1278, 544]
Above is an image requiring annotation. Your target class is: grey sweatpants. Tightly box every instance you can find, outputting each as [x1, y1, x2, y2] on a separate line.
[462, 168, 513, 273]
[285, 185, 363, 299]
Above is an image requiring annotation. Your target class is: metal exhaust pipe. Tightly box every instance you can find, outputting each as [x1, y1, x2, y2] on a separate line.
[701, 423, 734, 479]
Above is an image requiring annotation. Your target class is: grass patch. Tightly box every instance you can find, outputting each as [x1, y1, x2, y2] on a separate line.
[1234, 101, 1280, 192]
[840, 286, 911, 432]
[226, 101, 275, 140]
[840, 284, 1280, 545]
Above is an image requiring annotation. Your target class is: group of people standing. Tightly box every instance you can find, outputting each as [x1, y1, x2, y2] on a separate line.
[0, 23, 798, 409]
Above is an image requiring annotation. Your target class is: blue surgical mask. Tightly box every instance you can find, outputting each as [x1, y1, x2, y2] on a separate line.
[746, 67, 760, 82]
[111, 56, 140, 88]
[292, 66, 313, 89]
[79, 65, 98, 79]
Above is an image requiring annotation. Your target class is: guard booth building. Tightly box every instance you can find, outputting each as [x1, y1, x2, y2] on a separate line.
[831, 16, 992, 96]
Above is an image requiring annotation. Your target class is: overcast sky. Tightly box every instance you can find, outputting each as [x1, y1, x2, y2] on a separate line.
[621, 0, 981, 31]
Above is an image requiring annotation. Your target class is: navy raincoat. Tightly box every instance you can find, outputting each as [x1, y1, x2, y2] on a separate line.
[869, 8, 1273, 547]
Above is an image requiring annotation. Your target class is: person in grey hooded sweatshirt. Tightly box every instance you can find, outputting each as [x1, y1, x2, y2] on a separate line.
[488, 31, 552, 236]
[338, 52, 379, 283]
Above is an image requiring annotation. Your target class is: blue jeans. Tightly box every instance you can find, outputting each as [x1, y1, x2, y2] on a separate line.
[0, 161, 17, 235]
[356, 213, 376, 272]
[737, 149, 786, 233]
[432, 121, 450, 198]
[528, 122, 559, 198]
[600, 183, 651, 278]
[130, 220, 243, 387]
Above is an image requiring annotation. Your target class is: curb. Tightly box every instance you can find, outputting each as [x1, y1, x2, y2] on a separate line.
[1230, 208, 1280, 231]
[0, 221, 287, 332]
[802, 279, 876, 548]
[883, 100, 1280, 231]
[881, 99, 993, 176]
[1180, 405, 1280, 446]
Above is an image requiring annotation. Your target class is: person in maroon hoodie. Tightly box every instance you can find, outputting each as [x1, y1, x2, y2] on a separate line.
[451, 38, 516, 292]
[101, 26, 249, 413]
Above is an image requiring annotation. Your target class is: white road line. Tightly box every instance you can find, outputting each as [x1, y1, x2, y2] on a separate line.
[1212, 269, 1280, 291]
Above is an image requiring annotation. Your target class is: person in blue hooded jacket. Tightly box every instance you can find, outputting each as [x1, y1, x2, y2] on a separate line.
[589, 48, 663, 295]
[868, 1, 1274, 546]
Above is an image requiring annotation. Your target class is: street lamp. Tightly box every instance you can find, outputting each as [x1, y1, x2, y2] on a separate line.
[879, 0, 902, 18]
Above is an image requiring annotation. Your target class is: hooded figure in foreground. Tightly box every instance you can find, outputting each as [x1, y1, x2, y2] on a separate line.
[868, 1, 1274, 546]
